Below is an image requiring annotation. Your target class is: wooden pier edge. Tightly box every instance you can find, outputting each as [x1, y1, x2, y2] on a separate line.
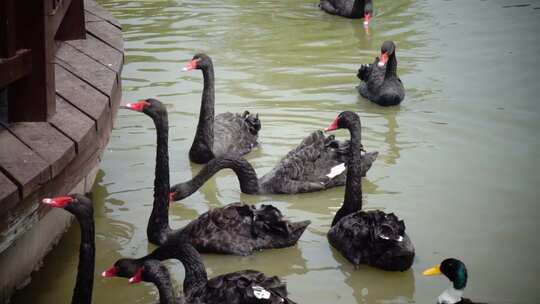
[0, 1, 123, 302]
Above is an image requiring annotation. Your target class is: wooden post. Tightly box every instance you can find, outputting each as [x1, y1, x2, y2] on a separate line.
[56, 0, 86, 41]
[0, 0, 16, 58]
[8, 0, 55, 122]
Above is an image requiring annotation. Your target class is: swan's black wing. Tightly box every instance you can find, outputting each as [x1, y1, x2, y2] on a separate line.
[190, 270, 296, 304]
[259, 131, 378, 194]
[328, 210, 415, 271]
[180, 203, 310, 256]
[213, 111, 260, 158]
[358, 57, 386, 101]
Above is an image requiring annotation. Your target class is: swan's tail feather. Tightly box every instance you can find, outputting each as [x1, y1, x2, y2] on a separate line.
[242, 110, 261, 135]
[357, 63, 372, 81]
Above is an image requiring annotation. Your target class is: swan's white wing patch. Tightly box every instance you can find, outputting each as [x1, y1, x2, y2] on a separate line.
[327, 163, 346, 179]
[252, 285, 271, 299]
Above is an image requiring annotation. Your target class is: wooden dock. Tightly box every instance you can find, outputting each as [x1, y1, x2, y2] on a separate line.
[0, 0, 123, 301]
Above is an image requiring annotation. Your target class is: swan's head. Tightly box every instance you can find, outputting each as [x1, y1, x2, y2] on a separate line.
[102, 258, 141, 279]
[183, 53, 212, 71]
[424, 258, 468, 290]
[122, 98, 167, 120]
[363, 1, 373, 27]
[324, 111, 360, 132]
[378, 41, 396, 67]
[128, 260, 170, 285]
[42, 194, 92, 217]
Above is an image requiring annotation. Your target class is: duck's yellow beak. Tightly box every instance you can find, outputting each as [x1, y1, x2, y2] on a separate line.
[423, 265, 442, 276]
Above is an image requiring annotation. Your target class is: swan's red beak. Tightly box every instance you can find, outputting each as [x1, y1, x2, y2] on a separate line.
[182, 58, 201, 71]
[169, 192, 175, 203]
[42, 196, 73, 208]
[324, 116, 340, 132]
[378, 52, 389, 67]
[102, 266, 119, 278]
[128, 267, 144, 284]
[124, 100, 150, 112]
[363, 13, 371, 27]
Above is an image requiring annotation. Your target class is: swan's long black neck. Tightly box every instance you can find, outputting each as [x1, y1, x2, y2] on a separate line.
[148, 112, 172, 245]
[331, 119, 363, 227]
[177, 243, 208, 297]
[153, 270, 179, 304]
[189, 63, 215, 163]
[71, 211, 95, 304]
[385, 53, 398, 79]
[171, 157, 259, 200]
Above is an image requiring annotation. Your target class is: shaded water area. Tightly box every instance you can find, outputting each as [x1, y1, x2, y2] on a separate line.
[11, 0, 540, 303]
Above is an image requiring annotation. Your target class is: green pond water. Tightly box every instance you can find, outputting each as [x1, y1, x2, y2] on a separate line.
[11, 0, 540, 303]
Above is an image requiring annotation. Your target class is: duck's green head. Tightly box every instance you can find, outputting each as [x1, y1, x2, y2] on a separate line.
[423, 258, 468, 290]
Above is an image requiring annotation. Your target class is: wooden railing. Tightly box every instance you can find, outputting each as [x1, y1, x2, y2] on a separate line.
[0, 0, 85, 122]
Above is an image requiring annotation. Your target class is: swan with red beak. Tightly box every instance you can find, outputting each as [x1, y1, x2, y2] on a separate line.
[357, 40, 405, 106]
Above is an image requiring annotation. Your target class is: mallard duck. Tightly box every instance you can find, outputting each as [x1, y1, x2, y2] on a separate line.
[424, 258, 487, 304]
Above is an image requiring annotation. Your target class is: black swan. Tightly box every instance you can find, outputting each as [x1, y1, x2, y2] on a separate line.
[319, 0, 373, 26]
[117, 241, 298, 303]
[41, 194, 95, 304]
[123, 99, 310, 255]
[424, 258, 487, 304]
[170, 131, 378, 200]
[325, 111, 414, 271]
[183, 53, 261, 164]
[357, 40, 405, 106]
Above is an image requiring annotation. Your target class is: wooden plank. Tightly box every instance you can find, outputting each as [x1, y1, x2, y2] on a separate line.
[84, 10, 101, 22]
[66, 34, 123, 73]
[0, 49, 32, 88]
[0, 141, 101, 249]
[55, 43, 116, 97]
[48, 95, 96, 154]
[55, 64, 109, 131]
[0, 127, 50, 198]
[0, 172, 19, 209]
[84, 0, 121, 29]
[9, 122, 75, 178]
[86, 21, 123, 53]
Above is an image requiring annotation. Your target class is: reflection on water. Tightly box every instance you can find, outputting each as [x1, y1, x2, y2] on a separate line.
[10, 0, 540, 303]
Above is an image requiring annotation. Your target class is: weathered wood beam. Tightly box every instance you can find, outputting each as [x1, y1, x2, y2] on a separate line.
[0, 49, 32, 88]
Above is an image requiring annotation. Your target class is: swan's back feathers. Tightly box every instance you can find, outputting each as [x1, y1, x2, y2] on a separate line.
[328, 210, 415, 271]
[213, 111, 260, 158]
[180, 203, 310, 256]
[191, 270, 296, 304]
[319, 0, 363, 18]
[259, 131, 378, 194]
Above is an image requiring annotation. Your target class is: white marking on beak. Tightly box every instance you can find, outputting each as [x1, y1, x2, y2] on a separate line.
[377, 61, 385, 67]
[182, 67, 188, 71]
